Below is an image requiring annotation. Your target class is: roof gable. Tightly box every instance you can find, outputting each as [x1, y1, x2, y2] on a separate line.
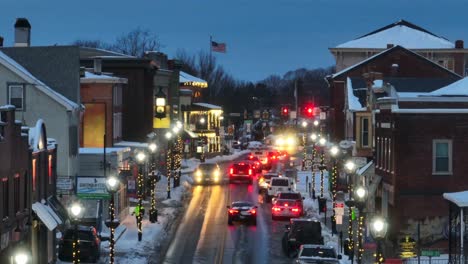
[331, 45, 461, 79]
[0, 50, 78, 110]
[336, 20, 454, 49]
[1, 46, 81, 103]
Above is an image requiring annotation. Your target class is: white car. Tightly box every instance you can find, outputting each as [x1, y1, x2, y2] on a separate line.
[295, 244, 342, 264]
[266, 177, 295, 202]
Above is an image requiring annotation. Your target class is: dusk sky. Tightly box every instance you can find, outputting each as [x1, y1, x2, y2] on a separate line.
[2, 0, 468, 82]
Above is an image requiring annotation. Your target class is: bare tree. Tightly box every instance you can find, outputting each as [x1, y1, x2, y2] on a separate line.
[175, 49, 197, 75]
[110, 27, 162, 57]
[72, 39, 110, 49]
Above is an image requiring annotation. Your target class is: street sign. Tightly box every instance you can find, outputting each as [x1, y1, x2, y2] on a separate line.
[421, 250, 440, 257]
[334, 207, 344, 216]
[336, 215, 343, 224]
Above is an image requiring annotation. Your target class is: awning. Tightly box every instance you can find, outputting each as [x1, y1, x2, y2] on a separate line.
[443, 190, 468, 207]
[32, 202, 60, 231]
[179, 71, 208, 88]
[182, 129, 198, 139]
[47, 195, 68, 223]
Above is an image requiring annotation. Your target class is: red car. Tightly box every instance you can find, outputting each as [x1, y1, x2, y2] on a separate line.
[271, 199, 302, 220]
[229, 162, 254, 184]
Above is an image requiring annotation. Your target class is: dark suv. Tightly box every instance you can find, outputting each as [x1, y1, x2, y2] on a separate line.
[229, 162, 254, 184]
[282, 218, 324, 258]
[274, 192, 305, 215]
[58, 225, 101, 263]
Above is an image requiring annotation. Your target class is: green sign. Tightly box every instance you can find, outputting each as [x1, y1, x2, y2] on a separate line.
[421, 250, 440, 257]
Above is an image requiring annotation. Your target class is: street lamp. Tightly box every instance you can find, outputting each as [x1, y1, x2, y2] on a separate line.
[155, 86, 167, 119]
[370, 216, 388, 264]
[310, 133, 318, 199]
[171, 125, 181, 188]
[105, 176, 120, 264]
[318, 137, 327, 197]
[148, 142, 158, 223]
[329, 145, 340, 235]
[165, 131, 173, 199]
[11, 249, 30, 264]
[135, 150, 147, 241]
[68, 202, 84, 264]
[344, 159, 356, 263]
[354, 185, 368, 264]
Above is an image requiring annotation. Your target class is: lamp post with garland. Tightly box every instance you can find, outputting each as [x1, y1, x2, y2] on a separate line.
[105, 176, 120, 264]
[354, 185, 368, 264]
[370, 216, 388, 264]
[148, 142, 159, 223]
[310, 133, 318, 199]
[329, 145, 339, 235]
[344, 160, 357, 263]
[135, 151, 147, 241]
[68, 202, 84, 264]
[165, 131, 173, 199]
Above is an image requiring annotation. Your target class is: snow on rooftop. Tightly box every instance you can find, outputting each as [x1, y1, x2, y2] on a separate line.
[336, 25, 454, 49]
[193, 102, 222, 110]
[79, 147, 131, 154]
[114, 141, 149, 148]
[443, 190, 468, 207]
[372, 80, 383, 88]
[346, 77, 365, 111]
[180, 71, 208, 88]
[0, 104, 15, 110]
[430, 77, 468, 96]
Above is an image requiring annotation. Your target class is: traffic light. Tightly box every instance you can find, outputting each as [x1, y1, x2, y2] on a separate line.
[304, 104, 314, 118]
[281, 106, 289, 117]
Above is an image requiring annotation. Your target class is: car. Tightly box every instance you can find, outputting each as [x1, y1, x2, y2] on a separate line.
[58, 225, 102, 263]
[227, 201, 258, 225]
[295, 244, 342, 264]
[193, 162, 222, 185]
[257, 172, 280, 194]
[271, 199, 302, 220]
[229, 162, 255, 184]
[272, 192, 305, 215]
[266, 177, 295, 202]
[246, 154, 263, 173]
[282, 218, 324, 258]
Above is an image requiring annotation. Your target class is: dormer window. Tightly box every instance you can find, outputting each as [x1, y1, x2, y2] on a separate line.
[8, 84, 24, 110]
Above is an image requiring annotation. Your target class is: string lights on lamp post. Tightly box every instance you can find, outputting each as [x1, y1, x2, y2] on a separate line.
[370, 216, 388, 264]
[165, 131, 173, 199]
[68, 202, 84, 264]
[135, 151, 147, 241]
[148, 142, 158, 223]
[329, 145, 339, 235]
[105, 176, 120, 264]
[354, 185, 368, 264]
[344, 160, 357, 263]
[171, 124, 181, 188]
[310, 133, 318, 199]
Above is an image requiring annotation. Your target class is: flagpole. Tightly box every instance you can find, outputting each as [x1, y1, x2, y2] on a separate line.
[209, 35, 212, 59]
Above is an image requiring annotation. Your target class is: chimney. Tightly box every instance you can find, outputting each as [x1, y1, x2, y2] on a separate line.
[455, 40, 464, 49]
[453, 40, 465, 75]
[93, 58, 102, 75]
[387, 43, 394, 49]
[0, 36, 3, 47]
[14, 18, 31, 47]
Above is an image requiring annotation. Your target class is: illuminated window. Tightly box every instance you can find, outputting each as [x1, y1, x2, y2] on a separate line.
[32, 159, 37, 192]
[48, 155, 53, 184]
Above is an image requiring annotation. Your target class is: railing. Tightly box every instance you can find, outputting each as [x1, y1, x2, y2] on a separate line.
[404, 258, 449, 264]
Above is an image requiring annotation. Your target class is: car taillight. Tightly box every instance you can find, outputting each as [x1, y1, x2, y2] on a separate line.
[229, 209, 239, 214]
[248, 169, 252, 175]
[291, 207, 300, 213]
[272, 206, 281, 212]
[284, 203, 289, 207]
[250, 209, 256, 214]
[230, 168, 234, 174]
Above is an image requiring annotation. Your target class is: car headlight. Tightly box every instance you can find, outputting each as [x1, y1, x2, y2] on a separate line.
[195, 170, 202, 177]
[196, 176, 202, 182]
[213, 170, 220, 177]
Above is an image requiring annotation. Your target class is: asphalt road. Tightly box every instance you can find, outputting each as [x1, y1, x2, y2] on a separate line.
[162, 158, 293, 264]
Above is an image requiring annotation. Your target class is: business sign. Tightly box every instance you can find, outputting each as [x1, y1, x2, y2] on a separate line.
[421, 250, 440, 257]
[76, 177, 110, 199]
[57, 178, 73, 191]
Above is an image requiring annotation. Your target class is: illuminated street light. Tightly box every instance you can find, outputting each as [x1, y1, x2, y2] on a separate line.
[105, 176, 120, 264]
[370, 217, 388, 264]
[330, 145, 339, 157]
[301, 121, 308, 128]
[354, 185, 368, 264]
[135, 151, 146, 241]
[68, 202, 84, 264]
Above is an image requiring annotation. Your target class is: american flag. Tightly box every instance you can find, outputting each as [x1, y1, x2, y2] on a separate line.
[211, 41, 226, 53]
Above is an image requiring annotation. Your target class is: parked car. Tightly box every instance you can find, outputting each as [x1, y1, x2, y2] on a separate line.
[282, 218, 324, 258]
[229, 162, 255, 184]
[295, 244, 342, 264]
[271, 199, 302, 220]
[193, 162, 222, 185]
[272, 192, 304, 215]
[227, 201, 258, 225]
[266, 177, 295, 202]
[58, 225, 102, 263]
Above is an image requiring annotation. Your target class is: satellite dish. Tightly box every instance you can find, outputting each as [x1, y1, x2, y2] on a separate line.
[339, 140, 353, 150]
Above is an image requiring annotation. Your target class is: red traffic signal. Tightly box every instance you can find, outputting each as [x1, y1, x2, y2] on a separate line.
[281, 106, 289, 116]
[303, 104, 314, 118]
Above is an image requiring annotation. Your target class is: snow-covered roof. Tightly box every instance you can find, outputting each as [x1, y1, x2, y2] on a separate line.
[0, 105, 15, 110]
[114, 141, 149, 148]
[0, 51, 79, 111]
[430, 77, 468, 96]
[443, 190, 468, 207]
[79, 147, 131, 154]
[32, 202, 60, 231]
[81, 71, 128, 84]
[193, 102, 222, 110]
[336, 21, 454, 49]
[179, 71, 208, 88]
[346, 77, 365, 111]
[332, 48, 395, 78]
